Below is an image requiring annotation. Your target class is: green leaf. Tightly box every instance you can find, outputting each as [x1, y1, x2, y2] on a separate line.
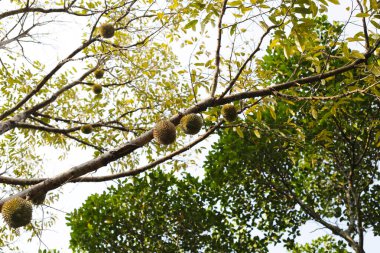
[370, 19, 380, 29]
[351, 50, 366, 59]
[356, 13, 370, 18]
[327, 0, 339, 4]
[184, 20, 198, 30]
[236, 127, 244, 138]
[229, 1, 242, 7]
[311, 107, 318, 119]
[269, 106, 276, 120]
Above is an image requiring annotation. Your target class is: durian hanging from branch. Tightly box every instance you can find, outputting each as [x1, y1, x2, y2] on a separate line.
[29, 193, 47, 206]
[221, 104, 238, 122]
[2, 197, 33, 228]
[94, 69, 105, 79]
[99, 23, 115, 38]
[81, 124, 93, 134]
[92, 84, 103, 94]
[180, 114, 203, 135]
[153, 120, 176, 145]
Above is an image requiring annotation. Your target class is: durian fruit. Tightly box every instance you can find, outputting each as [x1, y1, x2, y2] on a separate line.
[81, 124, 93, 134]
[99, 23, 115, 38]
[153, 120, 176, 145]
[92, 84, 102, 94]
[29, 193, 46, 206]
[180, 114, 203, 135]
[2, 197, 33, 228]
[94, 69, 105, 79]
[221, 104, 238, 122]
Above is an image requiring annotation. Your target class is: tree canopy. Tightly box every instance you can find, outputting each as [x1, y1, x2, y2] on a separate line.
[67, 15, 380, 252]
[0, 0, 379, 251]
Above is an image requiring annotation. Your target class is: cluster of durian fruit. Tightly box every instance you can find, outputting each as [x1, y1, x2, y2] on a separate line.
[153, 104, 238, 145]
[90, 22, 240, 143]
[89, 23, 116, 95]
[1, 193, 46, 229]
[80, 23, 115, 133]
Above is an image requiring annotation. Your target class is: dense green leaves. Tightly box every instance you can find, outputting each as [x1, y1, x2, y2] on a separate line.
[67, 171, 251, 252]
[292, 236, 349, 253]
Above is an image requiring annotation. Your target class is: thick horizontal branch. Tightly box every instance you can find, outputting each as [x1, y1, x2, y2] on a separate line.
[0, 4, 96, 20]
[0, 176, 42, 186]
[0, 120, 224, 186]
[72, 121, 223, 182]
[0, 7, 69, 20]
[0, 101, 259, 186]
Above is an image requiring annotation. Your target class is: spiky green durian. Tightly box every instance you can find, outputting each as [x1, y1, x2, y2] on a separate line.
[153, 120, 176, 145]
[30, 193, 47, 206]
[2, 197, 33, 228]
[99, 23, 115, 38]
[92, 84, 102, 94]
[81, 124, 93, 134]
[94, 69, 105, 79]
[180, 114, 203, 135]
[221, 104, 238, 122]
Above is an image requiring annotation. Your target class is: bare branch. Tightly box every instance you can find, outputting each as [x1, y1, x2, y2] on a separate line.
[219, 4, 292, 99]
[356, 0, 370, 49]
[0, 38, 98, 121]
[0, 5, 95, 20]
[210, 0, 228, 97]
[275, 80, 379, 101]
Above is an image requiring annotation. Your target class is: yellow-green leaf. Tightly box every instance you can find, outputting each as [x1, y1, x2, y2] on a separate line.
[236, 127, 244, 138]
[351, 50, 365, 59]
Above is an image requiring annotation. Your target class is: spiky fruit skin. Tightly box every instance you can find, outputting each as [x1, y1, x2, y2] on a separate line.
[180, 114, 203, 135]
[221, 104, 238, 122]
[81, 124, 93, 134]
[99, 24, 115, 38]
[2, 197, 33, 228]
[94, 69, 105, 79]
[92, 84, 102, 94]
[30, 193, 46, 205]
[153, 120, 176, 145]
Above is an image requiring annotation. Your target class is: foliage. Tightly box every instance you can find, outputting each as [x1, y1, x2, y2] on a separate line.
[292, 236, 349, 253]
[0, 0, 379, 251]
[67, 170, 246, 252]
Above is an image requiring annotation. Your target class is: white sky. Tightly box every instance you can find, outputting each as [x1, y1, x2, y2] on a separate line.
[1, 0, 379, 252]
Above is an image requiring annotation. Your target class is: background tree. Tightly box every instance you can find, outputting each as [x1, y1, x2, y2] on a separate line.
[0, 0, 379, 251]
[67, 170, 260, 252]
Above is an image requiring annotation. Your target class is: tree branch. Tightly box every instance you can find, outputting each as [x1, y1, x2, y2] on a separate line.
[210, 0, 228, 97]
[219, 4, 292, 99]
[356, 0, 370, 49]
[0, 121, 223, 185]
[0, 38, 97, 122]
